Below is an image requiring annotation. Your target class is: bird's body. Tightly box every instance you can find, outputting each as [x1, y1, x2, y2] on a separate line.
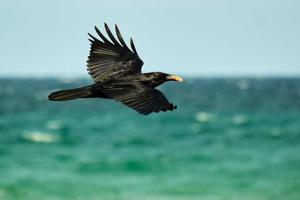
[49, 23, 183, 115]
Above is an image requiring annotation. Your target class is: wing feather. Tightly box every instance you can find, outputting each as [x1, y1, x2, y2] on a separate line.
[130, 38, 139, 56]
[88, 33, 101, 43]
[99, 83, 177, 115]
[104, 23, 121, 46]
[87, 23, 143, 82]
[115, 25, 130, 50]
[95, 26, 113, 44]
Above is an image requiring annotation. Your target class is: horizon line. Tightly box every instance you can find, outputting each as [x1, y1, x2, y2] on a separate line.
[1, 74, 300, 79]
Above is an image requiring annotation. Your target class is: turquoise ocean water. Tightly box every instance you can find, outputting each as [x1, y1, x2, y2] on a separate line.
[0, 78, 299, 200]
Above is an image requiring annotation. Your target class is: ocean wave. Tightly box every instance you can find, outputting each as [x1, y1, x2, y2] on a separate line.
[22, 131, 61, 143]
[232, 114, 248, 125]
[46, 120, 62, 130]
[195, 111, 215, 123]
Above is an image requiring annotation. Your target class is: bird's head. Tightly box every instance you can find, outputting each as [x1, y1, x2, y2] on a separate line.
[146, 72, 183, 87]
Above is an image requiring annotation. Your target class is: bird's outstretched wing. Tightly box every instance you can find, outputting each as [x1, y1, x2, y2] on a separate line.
[87, 23, 143, 82]
[98, 82, 177, 115]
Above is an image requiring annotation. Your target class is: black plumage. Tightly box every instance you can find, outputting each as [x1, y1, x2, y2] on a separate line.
[48, 23, 183, 115]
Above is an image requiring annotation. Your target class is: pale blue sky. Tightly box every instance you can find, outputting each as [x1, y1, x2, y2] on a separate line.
[1, 0, 300, 77]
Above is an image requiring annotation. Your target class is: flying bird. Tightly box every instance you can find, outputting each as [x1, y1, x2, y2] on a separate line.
[48, 23, 183, 115]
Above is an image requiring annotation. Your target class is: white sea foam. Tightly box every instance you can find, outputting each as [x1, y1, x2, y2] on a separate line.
[195, 111, 215, 123]
[232, 114, 248, 125]
[22, 131, 61, 143]
[46, 120, 62, 130]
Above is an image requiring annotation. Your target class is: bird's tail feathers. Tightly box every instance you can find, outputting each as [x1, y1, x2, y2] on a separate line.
[48, 86, 93, 101]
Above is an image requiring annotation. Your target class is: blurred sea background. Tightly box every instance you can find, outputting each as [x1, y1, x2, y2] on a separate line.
[0, 77, 299, 200]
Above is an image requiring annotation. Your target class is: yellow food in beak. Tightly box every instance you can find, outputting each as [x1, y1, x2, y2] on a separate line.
[166, 75, 184, 82]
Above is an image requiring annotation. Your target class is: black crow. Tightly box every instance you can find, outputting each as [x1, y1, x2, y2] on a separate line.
[49, 23, 183, 115]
